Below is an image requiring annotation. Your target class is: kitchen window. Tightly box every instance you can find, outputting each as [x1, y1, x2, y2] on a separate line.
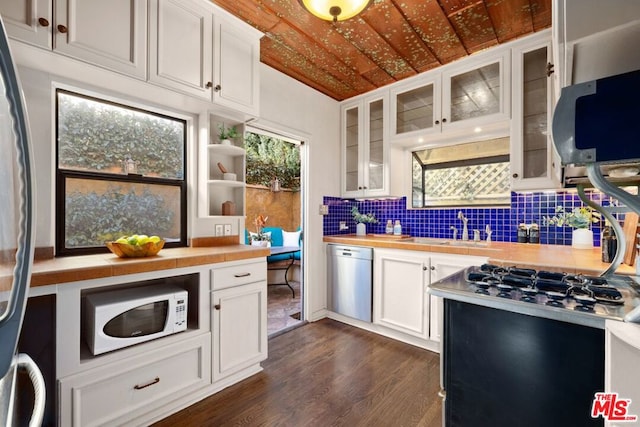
[412, 137, 511, 208]
[55, 90, 187, 256]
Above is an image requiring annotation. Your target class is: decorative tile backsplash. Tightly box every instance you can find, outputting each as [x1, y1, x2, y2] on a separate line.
[323, 190, 621, 247]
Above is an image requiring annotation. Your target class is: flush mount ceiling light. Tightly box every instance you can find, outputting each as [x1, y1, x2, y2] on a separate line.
[298, 0, 372, 22]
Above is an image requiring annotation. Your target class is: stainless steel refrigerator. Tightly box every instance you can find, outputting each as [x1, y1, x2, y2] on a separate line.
[0, 15, 45, 426]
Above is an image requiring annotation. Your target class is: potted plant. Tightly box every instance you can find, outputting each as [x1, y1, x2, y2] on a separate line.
[249, 214, 271, 246]
[351, 206, 378, 236]
[544, 206, 600, 249]
[218, 124, 238, 145]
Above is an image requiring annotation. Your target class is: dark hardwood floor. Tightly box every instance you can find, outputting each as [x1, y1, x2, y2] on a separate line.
[154, 319, 442, 427]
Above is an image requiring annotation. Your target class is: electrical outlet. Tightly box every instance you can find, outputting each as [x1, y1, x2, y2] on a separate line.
[319, 204, 329, 215]
[215, 224, 223, 236]
[224, 224, 232, 236]
[339, 221, 348, 230]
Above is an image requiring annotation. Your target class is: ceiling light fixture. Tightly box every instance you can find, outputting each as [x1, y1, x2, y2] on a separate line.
[298, 0, 372, 23]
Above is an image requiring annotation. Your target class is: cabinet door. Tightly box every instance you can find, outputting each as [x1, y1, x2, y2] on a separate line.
[149, 0, 213, 98]
[511, 36, 561, 191]
[390, 77, 441, 141]
[214, 16, 260, 115]
[429, 254, 487, 343]
[0, 0, 51, 48]
[212, 281, 267, 381]
[363, 93, 388, 196]
[341, 100, 364, 198]
[442, 51, 510, 130]
[374, 249, 428, 339]
[54, 0, 147, 78]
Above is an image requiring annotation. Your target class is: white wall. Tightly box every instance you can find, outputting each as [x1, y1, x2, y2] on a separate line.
[258, 64, 340, 320]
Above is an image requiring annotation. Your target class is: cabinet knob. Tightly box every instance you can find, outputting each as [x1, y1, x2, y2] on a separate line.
[214, 84, 221, 92]
[57, 24, 68, 34]
[512, 173, 519, 178]
[358, 186, 363, 190]
[435, 120, 440, 125]
[205, 81, 213, 88]
[214, 304, 221, 310]
[423, 266, 427, 271]
[546, 62, 555, 77]
[442, 118, 447, 123]
[363, 186, 368, 189]
[430, 266, 435, 271]
[38, 17, 50, 27]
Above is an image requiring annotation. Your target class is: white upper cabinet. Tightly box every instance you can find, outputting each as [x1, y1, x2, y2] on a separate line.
[341, 91, 389, 198]
[214, 15, 260, 116]
[55, 0, 147, 78]
[149, 0, 213, 98]
[511, 31, 560, 191]
[0, 0, 52, 48]
[390, 49, 509, 145]
[1, 0, 147, 78]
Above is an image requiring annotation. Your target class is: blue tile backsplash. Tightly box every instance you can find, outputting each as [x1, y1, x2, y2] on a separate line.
[323, 190, 621, 247]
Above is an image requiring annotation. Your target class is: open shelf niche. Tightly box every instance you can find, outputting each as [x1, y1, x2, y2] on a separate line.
[199, 112, 246, 218]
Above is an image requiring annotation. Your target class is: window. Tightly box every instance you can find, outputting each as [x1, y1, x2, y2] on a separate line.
[56, 90, 187, 255]
[412, 138, 511, 208]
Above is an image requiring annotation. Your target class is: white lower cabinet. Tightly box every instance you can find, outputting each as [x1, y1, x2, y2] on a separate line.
[211, 261, 267, 382]
[374, 249, 429, 339]
[428, 254, 488, 342]
[374, 248, 487, 345]
[58, 333, 211, 427]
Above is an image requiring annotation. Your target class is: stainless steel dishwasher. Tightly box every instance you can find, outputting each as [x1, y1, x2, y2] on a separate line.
[327, 244, 373, 322]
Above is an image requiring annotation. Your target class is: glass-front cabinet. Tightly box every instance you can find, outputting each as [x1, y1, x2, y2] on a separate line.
[341, 92, 389, 198]
[511, 32, 560, 190]
[390, 50, 509, 143]
[390, 78, 440, 140]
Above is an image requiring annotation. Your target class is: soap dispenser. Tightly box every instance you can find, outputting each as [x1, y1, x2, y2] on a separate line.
[393, 220, 402, 236]
[385, 220, 393, 234]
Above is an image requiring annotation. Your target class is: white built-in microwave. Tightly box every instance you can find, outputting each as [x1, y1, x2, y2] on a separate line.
[85, 284, 188, 355]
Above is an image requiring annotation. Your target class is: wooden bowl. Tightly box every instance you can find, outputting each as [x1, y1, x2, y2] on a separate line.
[106, 240, 165, 258]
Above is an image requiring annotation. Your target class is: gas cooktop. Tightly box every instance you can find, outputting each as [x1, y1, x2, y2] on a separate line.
[430, 264, 640, 328]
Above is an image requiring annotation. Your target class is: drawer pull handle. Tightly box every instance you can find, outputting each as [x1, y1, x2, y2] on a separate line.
[134, 377, 160, 390]
[234, 272, 251, 278]
[214, 304, 221, 310]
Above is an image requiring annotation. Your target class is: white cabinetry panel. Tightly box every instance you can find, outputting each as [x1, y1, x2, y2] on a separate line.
[55, 0, 147, 78]
[374, 249, 429, 339]
[149, 0, 213, 98]
[0, 0, 52, 48]
[59, 334, 211, 427]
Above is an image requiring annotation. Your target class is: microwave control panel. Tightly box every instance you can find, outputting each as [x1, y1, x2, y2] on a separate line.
[174, 296, 187, 330]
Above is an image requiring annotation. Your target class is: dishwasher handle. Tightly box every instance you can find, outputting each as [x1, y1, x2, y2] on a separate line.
[328, 244, 373, 260]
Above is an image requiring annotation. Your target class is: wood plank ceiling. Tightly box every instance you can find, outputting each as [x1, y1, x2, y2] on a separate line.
[210, 0, 552, 101]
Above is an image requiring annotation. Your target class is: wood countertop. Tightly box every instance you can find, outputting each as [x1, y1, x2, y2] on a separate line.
[323, 234, 636, 276]
[24, 245, 270, 288]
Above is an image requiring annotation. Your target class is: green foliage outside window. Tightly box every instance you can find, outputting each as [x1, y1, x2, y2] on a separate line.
[57, 91, 184, 179]
[244, 132, 300, 190]
[65, 186, 175, 247]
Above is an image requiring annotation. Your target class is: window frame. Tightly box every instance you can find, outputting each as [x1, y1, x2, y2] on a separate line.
[55, 89, 188, 256]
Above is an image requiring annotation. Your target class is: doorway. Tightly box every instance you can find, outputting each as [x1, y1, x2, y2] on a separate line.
[244, 128, 305, 337]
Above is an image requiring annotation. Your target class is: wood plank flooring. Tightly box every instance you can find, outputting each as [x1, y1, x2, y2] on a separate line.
[153, 319, 442, 427]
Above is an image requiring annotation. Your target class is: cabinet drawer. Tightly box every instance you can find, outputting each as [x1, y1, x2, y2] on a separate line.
[211, 260, 267, 290]
[59, 334, 211, 427]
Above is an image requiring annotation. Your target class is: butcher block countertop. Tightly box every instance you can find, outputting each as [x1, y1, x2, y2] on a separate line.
[26, 245, 270, 288]
[323, 234, 636, 276]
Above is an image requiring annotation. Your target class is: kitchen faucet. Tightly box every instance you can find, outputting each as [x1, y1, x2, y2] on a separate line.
[485, 225, 492, 242]
[450, 226, 458, 241]
[458, 211, 469, 241]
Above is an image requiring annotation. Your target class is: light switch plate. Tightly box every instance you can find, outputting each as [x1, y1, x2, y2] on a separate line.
[319, 204, 329, 215]
[224, 224, 232, 235]
[215, 224, 223, 236]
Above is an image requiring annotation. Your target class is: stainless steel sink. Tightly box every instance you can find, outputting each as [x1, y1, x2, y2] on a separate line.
[406, 237, 489, 247]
